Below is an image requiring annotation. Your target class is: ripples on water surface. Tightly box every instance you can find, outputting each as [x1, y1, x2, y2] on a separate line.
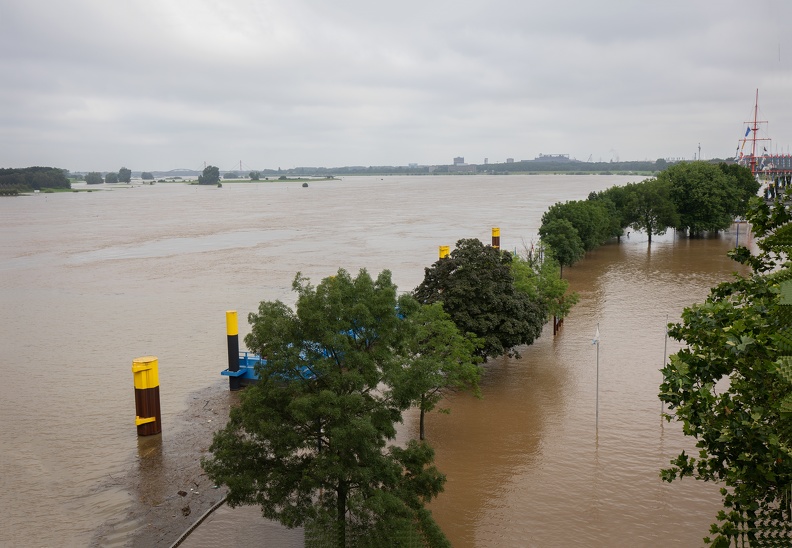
[0, 176, 750, 546]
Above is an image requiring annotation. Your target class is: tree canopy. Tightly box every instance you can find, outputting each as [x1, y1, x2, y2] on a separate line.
[511, 244, 578, 320]
[659, 161, 750, 235]
[624, 178, 679, 243]
[141, 172, 154, 180]
[660, 197, 792, 545]
[413, 238, 546, 360]
[538, 218, 585, 274]
[203, 269, 452, 547]
[541, 199, 616, 252]
[118, 167, 131, 183]
[104, 172, 118, 184]
[0, 167, 70, 190]
[198, 165, 220, 185]
[84, 172, 103, 185]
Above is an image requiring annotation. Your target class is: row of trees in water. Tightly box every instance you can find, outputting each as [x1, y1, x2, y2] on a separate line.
[202, 161, 759, 546]
[204, 238, 575, 545]
[539, 162, 758, 273]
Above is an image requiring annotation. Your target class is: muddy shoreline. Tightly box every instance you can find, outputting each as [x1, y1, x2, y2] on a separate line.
[92, 383, 239, 547]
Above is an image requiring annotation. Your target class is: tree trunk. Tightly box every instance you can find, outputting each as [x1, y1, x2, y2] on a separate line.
[337, 482, 347, 548]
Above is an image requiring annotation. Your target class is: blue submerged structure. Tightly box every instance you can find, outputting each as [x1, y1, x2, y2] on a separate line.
[221, 350, 316, 388]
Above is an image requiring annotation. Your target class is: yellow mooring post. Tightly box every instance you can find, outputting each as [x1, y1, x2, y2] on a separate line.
[132, 356, 162, 436]
[226, 310, 241, 391]
[492, 227, 500, 250]
[439, 245, 450, 259]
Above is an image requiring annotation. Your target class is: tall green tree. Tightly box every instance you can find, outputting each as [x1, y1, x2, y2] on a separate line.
[104, 172, 118, 184]
[660, 197, 792, 545]
[541, 199, 615, 251]
[118, 167, 131, 183]
[249, 170, 261, 181]
[85, 172, 103, 185]
[625, 178, 679, 244]
[198, 165, 220, 185]
[140, 171, 154, 180]
[401, 302, 481, 441]
[594, 184, 636, 241]
[203, 269, 449, 547]
[659, 161, 740, 235]
[718, 162, 760, 217]
[413, 238, 545, 360]
[538, 218, 585, 277]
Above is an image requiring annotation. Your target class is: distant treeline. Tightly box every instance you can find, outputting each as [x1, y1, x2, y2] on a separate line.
[242, 158, 699, 177]
[0, 167, 70, 193]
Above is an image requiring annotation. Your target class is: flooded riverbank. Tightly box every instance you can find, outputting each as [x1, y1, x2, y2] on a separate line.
[0, 175, 747, 546]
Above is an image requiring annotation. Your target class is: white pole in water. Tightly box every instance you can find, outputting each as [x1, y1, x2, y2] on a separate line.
[662, 314, 668, 414]
[593, 323, 600, 429]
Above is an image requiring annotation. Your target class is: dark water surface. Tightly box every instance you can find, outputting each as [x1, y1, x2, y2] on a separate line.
[0, 176, 749, 546]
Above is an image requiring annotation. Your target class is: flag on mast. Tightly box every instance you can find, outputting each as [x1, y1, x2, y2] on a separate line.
[592, 325, 600, 345]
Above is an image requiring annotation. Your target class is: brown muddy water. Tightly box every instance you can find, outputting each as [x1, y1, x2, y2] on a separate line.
[0, 175, 750, 547]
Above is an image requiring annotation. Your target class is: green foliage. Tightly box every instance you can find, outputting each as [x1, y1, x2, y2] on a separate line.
[624, 178, 679, 243]
[413, 238, 545, 360]
[538, 218, 585, 271]
[118, 167, 131, 183]
[223, 171, 238, 179]
[0, 167, 70, 190]
[540, 199, 614, 251]
[249, 170, 261, 181]
[85, 171, 103, 185]
[198, 165, 220, 185]
[594, 184, 636, 236]
[401, 302, 481, 440]
[659, 161, 741, 235]
[660, 197, 792, 544]
[718, 162, 760, 217]
[512, 245, 579, 319]
[202, 269, 449, 547]
[141, 171, 154, 180]
[104, 172, 118, 184]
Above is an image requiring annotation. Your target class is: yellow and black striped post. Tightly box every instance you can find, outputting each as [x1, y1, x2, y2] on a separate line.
[226, 310, 241, 391]
[439, 245, 450, 259]
[492, 227, 500, 250]
[132, 356, 162, 436]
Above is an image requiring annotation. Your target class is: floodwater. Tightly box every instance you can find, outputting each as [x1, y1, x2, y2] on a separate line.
[0, 175, 749, 547]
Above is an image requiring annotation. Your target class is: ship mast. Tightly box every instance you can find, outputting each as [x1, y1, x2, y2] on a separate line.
[745, 89, 770, 176]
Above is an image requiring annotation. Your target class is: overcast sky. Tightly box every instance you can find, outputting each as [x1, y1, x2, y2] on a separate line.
[2, 0, 791, 172]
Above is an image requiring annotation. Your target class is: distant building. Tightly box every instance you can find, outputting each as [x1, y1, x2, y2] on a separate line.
[484, 158, 488, 165]
[535, 153, 571, 162]
[506, 158, 514, 163]
[408, 163, 418, 168]
[453, 157, 465, 165]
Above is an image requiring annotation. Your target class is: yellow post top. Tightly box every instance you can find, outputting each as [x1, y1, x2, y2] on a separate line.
[132, 356, 159, 389]
[226, 310, 238, 336]
[492, 227, 500, 238]
[439, 245, 450, 259]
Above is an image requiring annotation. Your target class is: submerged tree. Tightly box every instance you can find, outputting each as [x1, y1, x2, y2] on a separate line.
[660, 161, 740, 236]
[401, 302, 481, 441]
[198, 165, 220, 185]
[538, 218, 585, 277]
[511, 243, 579, 322]
[660, 197, 792, 545]
[413, 238, 545, 360]
[203, 269, 451, 547]
[625, 178, 679, 244]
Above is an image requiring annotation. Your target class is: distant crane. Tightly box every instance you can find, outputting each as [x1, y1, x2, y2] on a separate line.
[587, 154, 593, 162]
